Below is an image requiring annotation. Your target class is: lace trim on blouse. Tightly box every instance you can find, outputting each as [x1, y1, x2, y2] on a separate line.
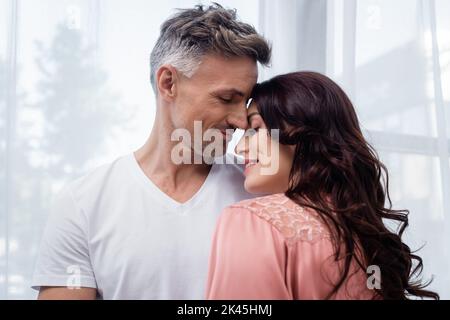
[230, 193, 331, 246]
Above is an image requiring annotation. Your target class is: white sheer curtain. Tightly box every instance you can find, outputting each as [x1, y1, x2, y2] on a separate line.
[270, 0, 450, 298]
[333, 0, 450, 298]
[0, 0, 449, 299]
[262, 0, 450, 297]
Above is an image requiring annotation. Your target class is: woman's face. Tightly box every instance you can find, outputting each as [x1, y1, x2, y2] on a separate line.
[235, 103, 295, 194]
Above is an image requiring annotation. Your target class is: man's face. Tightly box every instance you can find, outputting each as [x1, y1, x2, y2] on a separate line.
[170, 54, 258, 157]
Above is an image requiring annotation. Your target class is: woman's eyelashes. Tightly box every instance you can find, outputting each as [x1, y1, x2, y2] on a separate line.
[246, 126, 260, 137]
[250, 119, 262, 131]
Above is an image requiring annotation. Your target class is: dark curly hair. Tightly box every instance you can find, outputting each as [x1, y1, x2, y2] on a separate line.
[251, 71, 439, 300]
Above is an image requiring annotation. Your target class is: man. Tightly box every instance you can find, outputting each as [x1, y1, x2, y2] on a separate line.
[32, 4, 271, 299]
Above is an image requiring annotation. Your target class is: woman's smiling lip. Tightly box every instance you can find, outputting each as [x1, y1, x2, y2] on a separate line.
[244, 159, 258, 175]
[244, 158, 257, 166]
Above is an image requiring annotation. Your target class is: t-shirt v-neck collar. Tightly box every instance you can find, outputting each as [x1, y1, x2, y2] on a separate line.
[127, 153, 217, 212]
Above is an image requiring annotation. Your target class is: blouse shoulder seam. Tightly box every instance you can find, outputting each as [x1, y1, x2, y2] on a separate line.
[226, 203, 328, 246]
[228, 204, 292, 243]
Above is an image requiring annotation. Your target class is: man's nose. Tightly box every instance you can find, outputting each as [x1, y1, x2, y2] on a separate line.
[227, 103, 249, 130]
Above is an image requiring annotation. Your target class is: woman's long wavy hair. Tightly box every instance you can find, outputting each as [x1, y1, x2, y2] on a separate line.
[251, 71, 439, 300]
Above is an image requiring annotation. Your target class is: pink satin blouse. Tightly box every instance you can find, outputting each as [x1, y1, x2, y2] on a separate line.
[206, 193, 378, 300]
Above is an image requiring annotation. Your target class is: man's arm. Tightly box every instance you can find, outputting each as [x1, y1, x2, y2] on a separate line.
[38, 287, 97, 300]
[32, 186, 97, 298]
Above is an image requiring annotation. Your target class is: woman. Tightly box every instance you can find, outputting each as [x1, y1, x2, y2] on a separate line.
[205, 71, 439, 300]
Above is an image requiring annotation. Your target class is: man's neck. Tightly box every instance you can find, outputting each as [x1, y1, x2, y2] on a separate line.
[134, 112, 212, 204]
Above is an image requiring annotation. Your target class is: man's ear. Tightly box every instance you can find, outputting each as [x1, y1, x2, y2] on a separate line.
[156, 65, 179, 101]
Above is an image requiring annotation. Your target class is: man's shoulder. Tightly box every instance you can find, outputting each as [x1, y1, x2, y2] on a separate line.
[65, 154, 131, 204]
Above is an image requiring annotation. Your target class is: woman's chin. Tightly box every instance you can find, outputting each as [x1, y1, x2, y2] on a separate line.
[244, 178, 268, 195]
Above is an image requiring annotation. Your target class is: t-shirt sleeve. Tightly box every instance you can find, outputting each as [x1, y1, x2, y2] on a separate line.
[205, 206, 292, 300]
[31, 186, 97, 291]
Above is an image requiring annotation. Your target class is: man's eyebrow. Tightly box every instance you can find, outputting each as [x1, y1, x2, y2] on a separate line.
[212, 88, 245, 97]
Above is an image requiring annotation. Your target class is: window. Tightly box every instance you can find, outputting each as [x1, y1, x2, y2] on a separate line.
[1, 0, 448, 299]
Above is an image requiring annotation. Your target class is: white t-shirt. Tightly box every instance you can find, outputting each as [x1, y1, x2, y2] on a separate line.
[31, 153, 253, 299]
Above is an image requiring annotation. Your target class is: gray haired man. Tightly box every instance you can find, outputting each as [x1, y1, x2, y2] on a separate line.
[32, 4, 271, 299]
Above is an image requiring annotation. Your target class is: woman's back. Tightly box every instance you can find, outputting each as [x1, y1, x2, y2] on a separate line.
[206, 193, 378, 300]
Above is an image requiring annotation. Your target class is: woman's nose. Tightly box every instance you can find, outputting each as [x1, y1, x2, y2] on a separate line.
[234, 132, 249, 156]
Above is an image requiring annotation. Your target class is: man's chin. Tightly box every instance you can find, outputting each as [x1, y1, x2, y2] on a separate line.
[202, 140, 228, 155]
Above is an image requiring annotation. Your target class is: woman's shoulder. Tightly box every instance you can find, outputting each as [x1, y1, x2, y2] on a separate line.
[226, 194, 331, 245]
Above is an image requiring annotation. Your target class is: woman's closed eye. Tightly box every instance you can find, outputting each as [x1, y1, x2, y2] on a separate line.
[250, 118, 263, 131]
[244, 126, 259, 138]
